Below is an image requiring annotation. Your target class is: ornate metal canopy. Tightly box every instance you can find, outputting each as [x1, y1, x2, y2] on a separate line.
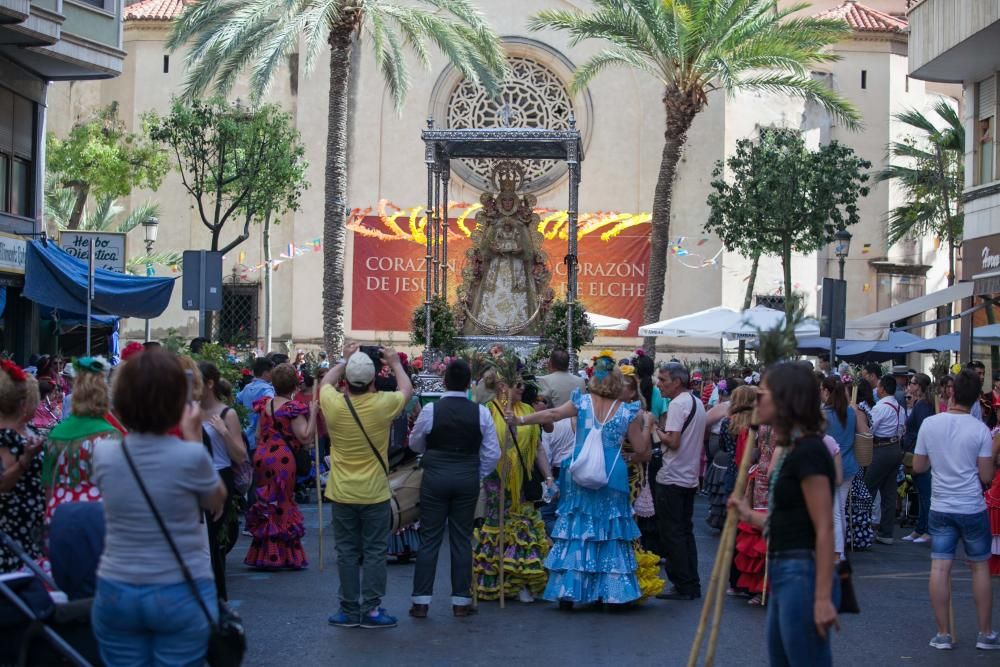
[419, 118, 584, 371]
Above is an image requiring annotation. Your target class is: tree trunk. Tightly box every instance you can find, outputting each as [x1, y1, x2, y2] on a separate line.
[782, 239, 793, 320]
[737, 252, 761, 364]
[263, 211, 273, 354]
[642, 92, 700, 357]
[322, 28, 354, 355]
[67, 183, 90, 230]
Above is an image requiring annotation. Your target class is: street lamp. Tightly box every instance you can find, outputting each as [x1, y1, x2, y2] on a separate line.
[833, 228, 852, 280]
[142, 216, 159, 342]
[828, 228, 852, 370]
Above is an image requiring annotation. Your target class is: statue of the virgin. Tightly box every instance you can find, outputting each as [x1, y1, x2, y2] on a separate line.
[457, 162, 552, 336]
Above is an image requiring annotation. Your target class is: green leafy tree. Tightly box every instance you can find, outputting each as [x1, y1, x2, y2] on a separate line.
[168, 0, 506, 354]
[46, 103, 169, 230]
[530, 0, 860, 354]
[875, 101, 964, 286]
[707, 128, 870, 319]
[146, 99, 307, 255]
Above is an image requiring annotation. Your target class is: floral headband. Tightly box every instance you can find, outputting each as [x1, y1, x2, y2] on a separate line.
[593, 349, 617, 380]
[73, 356, 109, 374]
[621, 364, 636, 378]
[0, 359, 26, 382]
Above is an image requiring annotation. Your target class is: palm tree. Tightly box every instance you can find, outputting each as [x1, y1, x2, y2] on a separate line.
[169, 0, 505, 353]
[875, 100, 964, 286]
[530, 0, 861, 354]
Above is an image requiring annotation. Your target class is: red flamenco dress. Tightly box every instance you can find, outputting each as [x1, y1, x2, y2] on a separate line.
[244, 398, 309, 570]
[733, 427, 775, 595]
[986, 427, 1000, 576]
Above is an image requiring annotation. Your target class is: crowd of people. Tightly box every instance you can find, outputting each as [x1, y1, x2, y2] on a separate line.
[2, 342, 1000, 666]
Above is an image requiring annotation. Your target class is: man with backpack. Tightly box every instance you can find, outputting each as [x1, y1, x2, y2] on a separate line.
[321, 342, 412, 629]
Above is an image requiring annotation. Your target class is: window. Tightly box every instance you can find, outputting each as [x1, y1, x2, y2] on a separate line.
[75, 0, 107, 8]
[861, 70, 867, 90]
[163, 55, 169, 74]
[875, 273, 924, 311]
[216, 283, 258, 346]
[0, 88, 35, 218]
[905, 75, 909, 93]
[976, 76, 996, 185]
[755, 294, 785, 312]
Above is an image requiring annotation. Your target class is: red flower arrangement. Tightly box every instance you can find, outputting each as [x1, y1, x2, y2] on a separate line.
[0, 359, 26, 382]
[241, 368, 252, 377]
[121, 342, 145, 362]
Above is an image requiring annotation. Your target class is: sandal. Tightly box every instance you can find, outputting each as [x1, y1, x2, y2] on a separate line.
[748, 595, 765, 606]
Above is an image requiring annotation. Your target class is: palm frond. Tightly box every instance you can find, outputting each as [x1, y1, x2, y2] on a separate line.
[736, 73, 862, 130]
[125, 251, 183, 276]
[572, 48, 658, 92]
[44, 184, 75, 229]
[116, 201, 162, 234]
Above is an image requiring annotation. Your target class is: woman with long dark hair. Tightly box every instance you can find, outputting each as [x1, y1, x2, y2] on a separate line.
[821, 375, 869, 560]
[730, 362, 840, 666]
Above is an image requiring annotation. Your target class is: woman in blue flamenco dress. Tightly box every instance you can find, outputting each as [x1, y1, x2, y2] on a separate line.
[509, 352, 651, 608]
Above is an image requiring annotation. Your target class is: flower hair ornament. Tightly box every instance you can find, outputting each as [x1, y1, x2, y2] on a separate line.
[593, 349, 616, 380]
[73, 356, 109, 374]
[620, 364, 636, 378]
[0, 359, 26, 383]
[717, 379, 728, 395]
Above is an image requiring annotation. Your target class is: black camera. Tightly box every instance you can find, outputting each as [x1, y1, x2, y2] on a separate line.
[359, 345, 385, 371]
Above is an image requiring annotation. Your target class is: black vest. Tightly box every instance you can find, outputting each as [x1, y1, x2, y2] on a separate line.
[426, 397, 482, 457]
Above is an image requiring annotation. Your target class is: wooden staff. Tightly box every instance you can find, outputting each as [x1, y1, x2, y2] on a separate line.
[313, 381, 323, 571]
[497, 427, 511, 610]
[689, 417, 759, 667]
[760, 547, 769, 607]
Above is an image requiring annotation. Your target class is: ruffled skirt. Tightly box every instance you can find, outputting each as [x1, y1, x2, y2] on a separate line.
[244, 443, 308, 570]
[986, 477, 1000, 576]
[734, 522, 767, 594]
[473, 475, 548, 600]
[543, 474, 642, 605]
[704, 455, 731, 531]
[845, 474, 874, 551]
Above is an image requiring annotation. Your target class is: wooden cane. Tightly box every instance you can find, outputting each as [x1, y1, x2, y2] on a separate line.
[760, 547, 769, 607]
[689, 418, 759, 667]
[497, 425, 512, 609]
[313, 381, 323, 571]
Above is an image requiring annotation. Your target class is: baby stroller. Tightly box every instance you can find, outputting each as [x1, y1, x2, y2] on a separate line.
[0, 529, 101, 666]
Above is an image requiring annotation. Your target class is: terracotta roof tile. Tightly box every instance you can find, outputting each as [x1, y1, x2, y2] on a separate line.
[816, 0, 908, 34]
[124, 0, 188, 22]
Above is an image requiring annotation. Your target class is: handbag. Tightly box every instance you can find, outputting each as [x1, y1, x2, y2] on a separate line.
[121, 440, 246, 667]
[569, 399, 621, 490]
[837, 558, 860, 614]
[634, 465, 656, 518]
[221, 408, 254, 495]
[853, 433, 873, 468]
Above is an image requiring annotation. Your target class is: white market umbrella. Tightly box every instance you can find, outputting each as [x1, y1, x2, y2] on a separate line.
[585, 312, 630, 331]
[638, 306, 741, 338]
[721, 305, 821, 341]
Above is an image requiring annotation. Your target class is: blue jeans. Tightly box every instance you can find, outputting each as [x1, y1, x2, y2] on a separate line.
[928, 509, 992, 561]
[766, 557, 840, 667]
[912, 471, 932, 534]
[92, 577, 216, 667]
[331, 500, 391, 615]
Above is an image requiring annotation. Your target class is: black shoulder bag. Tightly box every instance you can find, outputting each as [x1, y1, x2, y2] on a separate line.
[121, 441, 246, 667]
[343, 393, 389, 475]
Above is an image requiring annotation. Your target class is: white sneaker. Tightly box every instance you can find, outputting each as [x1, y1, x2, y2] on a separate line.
[976, 631, 1000, 650]
[913, 534, 931, 544]
[518, 588, 534, 604]
[901, 532, 919, 542]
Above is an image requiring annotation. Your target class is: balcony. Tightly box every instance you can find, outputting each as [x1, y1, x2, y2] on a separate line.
[908, 0, 1000, 82]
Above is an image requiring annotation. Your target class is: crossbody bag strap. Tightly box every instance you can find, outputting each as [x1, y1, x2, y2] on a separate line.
[343, 393, 388, 475]
[680, 394, 697, 434]
[120, 440, 216, 629]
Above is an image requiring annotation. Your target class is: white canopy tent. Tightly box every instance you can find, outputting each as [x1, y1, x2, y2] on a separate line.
[721, 305, 821, 340]
[845, 282, 974, 340]
[586, 312, 630, 331]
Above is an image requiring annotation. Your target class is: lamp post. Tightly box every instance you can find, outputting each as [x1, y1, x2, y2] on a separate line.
[142, 216, 159, 342]
[830, 229, 852, 368]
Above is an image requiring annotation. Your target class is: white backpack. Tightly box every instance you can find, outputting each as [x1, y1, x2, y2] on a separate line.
[569, 398, 621, 490]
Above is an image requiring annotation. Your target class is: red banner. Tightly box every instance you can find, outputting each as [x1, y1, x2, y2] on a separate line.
[352, 216, 649, 337]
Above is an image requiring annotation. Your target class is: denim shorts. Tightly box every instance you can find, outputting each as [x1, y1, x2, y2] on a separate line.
[928, 510, 992, 561]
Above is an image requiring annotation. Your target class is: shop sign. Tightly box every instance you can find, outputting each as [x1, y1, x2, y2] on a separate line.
[59, 231, 127, 273]
[0, 233, 26, 274]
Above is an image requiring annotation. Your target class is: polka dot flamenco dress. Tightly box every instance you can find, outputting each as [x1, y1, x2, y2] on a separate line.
[0, 428, 45, 573]
[244, 398, 309, 570]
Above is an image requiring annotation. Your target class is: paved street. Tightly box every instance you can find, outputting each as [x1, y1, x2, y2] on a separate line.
[226, 497, 1000, 666]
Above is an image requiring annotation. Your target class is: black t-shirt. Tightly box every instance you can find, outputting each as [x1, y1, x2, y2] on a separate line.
[768, 435, 835, 553]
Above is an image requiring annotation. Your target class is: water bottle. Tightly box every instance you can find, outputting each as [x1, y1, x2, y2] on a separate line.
[542, 481, 557, 504]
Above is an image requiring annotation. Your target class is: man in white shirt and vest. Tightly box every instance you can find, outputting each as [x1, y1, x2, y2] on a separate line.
[407, 360, 501, 618]
[864, 375, 906, 545]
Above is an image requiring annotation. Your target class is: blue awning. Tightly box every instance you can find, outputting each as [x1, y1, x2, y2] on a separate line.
[24, 240, 175, 319]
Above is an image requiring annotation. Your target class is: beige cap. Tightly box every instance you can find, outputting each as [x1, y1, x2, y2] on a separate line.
[346, 351, 375, 386]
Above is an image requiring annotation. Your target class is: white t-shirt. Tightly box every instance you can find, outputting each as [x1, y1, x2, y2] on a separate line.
[914, 413, 993, 514]
[656, 392, 705, 489]
[543, 418, 576, 468]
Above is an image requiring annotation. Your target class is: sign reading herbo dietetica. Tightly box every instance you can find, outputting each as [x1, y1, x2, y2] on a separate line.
[59, 231, 127, 273]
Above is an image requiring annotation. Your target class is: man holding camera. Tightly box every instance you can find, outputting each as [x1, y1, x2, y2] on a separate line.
[321, 342, 412, 629]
